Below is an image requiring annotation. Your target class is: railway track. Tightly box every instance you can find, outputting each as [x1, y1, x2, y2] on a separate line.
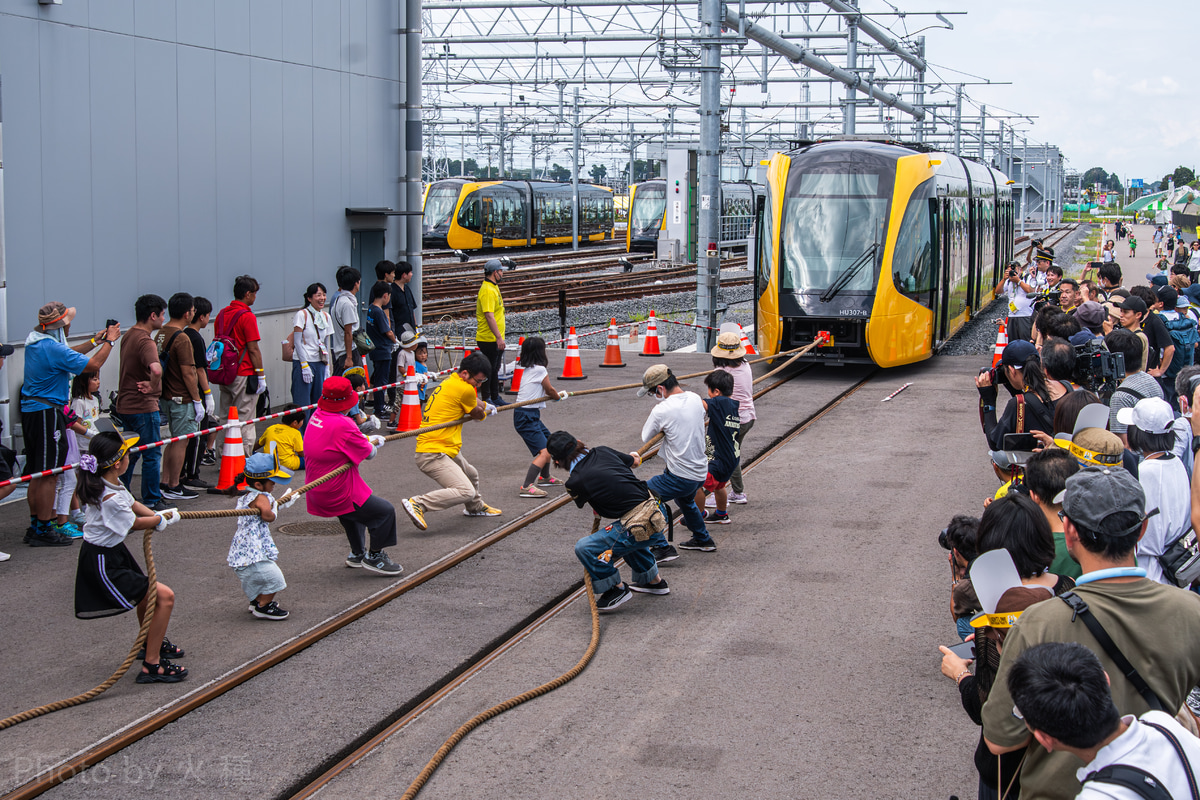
[0, 357, 860, 800]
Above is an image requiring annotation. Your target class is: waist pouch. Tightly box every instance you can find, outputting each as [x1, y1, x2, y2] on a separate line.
[620, 496, 667, 542]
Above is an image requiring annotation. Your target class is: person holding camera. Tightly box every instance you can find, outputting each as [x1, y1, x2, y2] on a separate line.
[1003, 260, 1038, 343]
[937, 514, 980, 642]
[976, 340, 1062, 463]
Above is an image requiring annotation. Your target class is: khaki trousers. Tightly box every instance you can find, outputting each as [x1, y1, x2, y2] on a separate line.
[219, 375, 258, 452]
[412, 451, 487, 513]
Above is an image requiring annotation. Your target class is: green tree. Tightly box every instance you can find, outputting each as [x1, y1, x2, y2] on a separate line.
[589, 163, 607, 183]
[549, 163, 571, 182]
[1081, 166, 1110, 190]
[1174, 166, 1196, 186]
[463, 158, 479, 176]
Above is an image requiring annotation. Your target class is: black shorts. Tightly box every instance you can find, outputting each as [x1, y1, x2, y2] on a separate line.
[21, 406, 68, 475]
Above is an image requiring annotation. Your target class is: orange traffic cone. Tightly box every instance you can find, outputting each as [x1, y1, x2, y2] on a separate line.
[639, 310, 663, 357]
[737, 323, 757, 356]
[507, 336, 525, 394]
[599, 318, 626, 368]
[629, 324, 639, 346]
[213, 406, 248, 493]
[991, 319, 1008, 368]
[559, 327, 588, 380]
[362, 355, 372, 388]
[397, 365, 423, 431]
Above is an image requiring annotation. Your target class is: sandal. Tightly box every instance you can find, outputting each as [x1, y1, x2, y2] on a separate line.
[135, 658, 188, 684]
[137, 637, 185, 661]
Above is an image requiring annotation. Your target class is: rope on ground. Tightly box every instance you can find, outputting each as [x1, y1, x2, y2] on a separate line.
[0, 534, 158, 730]
[398, 574, 601, 800]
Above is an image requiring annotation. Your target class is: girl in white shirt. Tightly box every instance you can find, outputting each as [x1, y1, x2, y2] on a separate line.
[513, 337, 568, 497]
[291, 282, 334, 418]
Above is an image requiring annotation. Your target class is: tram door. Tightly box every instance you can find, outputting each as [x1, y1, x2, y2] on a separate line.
[481, 195, 495, 247]
[936, 198, 952, 344]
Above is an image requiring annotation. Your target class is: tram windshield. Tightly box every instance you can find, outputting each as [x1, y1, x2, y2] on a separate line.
[631, 185, 667, 233]
[424, 184, 460, 229]
[781, 173, 888, 294]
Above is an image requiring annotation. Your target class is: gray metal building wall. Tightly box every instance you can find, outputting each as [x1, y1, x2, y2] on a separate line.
[0, 0, 405, 337]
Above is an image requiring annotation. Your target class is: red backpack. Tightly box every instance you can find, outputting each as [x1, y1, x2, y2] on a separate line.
[206, 308, 249, 386]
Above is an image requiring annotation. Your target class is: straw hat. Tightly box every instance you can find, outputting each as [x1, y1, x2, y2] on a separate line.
[709, 331, 747, 360]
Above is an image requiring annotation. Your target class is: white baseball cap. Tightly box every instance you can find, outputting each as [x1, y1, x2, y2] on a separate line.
[1115, 397, 1175, 435]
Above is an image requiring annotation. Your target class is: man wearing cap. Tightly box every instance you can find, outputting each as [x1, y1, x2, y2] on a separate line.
[22, 303, 122, 546]
[635, 364, 715, 558]
[545, 430, 669, 612]
[303, 376, 400, 575]
[401, 352, 501, 531]
[976, 340, 1057, 456]
[475, 260, 506, 406]
[1106, 330, 1165, 450]
[981, 466, 1200, 800]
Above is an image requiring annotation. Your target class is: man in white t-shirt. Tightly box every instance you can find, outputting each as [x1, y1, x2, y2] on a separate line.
[632, 364, 714, 561]
[1007, 641, 1200, 800]
[330, 266, 362, 375]
[1004, 259, 1038, 342]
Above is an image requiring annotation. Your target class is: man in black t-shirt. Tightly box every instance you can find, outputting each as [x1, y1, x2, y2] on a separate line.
[182, 297, 218, 488]
[1124, 289, 1175, 381]
[547, 430, 669, 613]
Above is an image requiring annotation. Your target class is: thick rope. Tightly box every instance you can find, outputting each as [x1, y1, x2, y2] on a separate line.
[0, 534, 159, 730]
[399, 575, 601, 800]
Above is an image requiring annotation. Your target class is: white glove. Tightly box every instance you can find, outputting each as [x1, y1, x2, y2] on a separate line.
[281, 493, 301, 509]
[301, 363, 313, 384]
[368, 435, 386, 448]
[253, 375, 268, 395]
[557, 391, 569, 400]
[204, 393, 216, 417]
[155, 508, 181, 530]
[192, 401, 204, 424]
[360, 415, 381, 433]
[484, 402, 498, 417]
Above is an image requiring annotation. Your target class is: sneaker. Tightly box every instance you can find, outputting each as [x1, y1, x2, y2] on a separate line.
[0, 551, 10, 562]
[678, 536, 717, 552]
[181, 475, 212, 490]
[519, 484, 547, 498]
[728, 492, 748, 505]
[362, 550, 403, 575]
[401, 498, 428, 531]
[162, 485, 199, 501]
[69, 509, 87, 527]
[650, 544, 679, 564]
[346, 552, 366, 568]
[703, 511, 731, 525]
[463, 505, 502, 517]
[629, 577, 670, 595]
[200, 449, 218, 466]
[535, 476, 562, 487]
[1188, 686, 1200, 717]
[25, 525, 72, 547]
[251, 600, 290, 620]
[146, 500, 172, 512]
[54, 521, 84, 539]
[595, 583, 633, 612]
[704, 494, 717, 509]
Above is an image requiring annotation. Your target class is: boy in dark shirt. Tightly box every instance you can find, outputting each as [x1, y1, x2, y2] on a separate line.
[547, 430, 668, 613]
[695, 370, 741, 524]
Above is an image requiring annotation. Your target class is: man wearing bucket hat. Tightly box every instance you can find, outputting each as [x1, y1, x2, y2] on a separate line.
[303, 376, 401, 575]
[981, 466, 1200, 800]
[635, 364, 714, 559]
[475, 259, 507, 406]
[22, 302, 122, 547]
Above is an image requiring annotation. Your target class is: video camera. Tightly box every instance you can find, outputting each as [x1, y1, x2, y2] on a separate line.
[1071, 340, 1125, 397]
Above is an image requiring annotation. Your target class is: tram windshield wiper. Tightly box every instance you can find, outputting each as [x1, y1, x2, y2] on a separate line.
[819, 242, 879, 303]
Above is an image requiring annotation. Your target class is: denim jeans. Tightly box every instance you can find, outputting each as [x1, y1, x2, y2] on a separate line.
[291, 359, 327, 422]
[120, 411, 162, 505]
[647, 470, 710, 545]
[574, 518, 660, 594]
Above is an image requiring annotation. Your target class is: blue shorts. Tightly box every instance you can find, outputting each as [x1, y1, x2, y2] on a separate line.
[233, 560, 286, 601]
[513, 407, 551, 457]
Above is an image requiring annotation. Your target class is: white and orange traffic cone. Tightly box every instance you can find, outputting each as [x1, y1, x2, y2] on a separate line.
[397, 365, 423, 432]
[639, 310, 663, 357]
[737, 323, 757, 356]
[507, 336, 525, 394]
[992, 319, 1008, 368]
[213, 407, 247, 493]
[599, 318, 626, 368]
[559, 327, 588, 380]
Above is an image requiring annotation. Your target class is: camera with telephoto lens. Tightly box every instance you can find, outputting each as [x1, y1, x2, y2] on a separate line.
[1071, 340, 1125, 397]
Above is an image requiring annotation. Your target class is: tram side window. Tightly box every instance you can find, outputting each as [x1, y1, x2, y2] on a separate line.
[892, 181, 935, 300]
[458, 196, 480, 232]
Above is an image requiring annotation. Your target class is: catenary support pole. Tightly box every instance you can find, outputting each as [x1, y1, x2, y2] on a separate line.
[696, 0, 721, 351]
[1020, 136, 1027, 239]
[404, 0, 423, 324]
[913, 36, 925, 144]
[843, 3, 858, 136]
[572, 89, 580, 252]
[953, 84, 962, 156]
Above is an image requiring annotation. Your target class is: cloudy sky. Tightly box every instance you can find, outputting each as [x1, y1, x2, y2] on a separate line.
[890, 0, 1195, 186]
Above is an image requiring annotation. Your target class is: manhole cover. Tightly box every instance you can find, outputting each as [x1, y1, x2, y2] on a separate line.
[277, 521, 343, 537]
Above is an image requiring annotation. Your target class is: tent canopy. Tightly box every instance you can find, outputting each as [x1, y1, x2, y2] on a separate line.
[1124, 190, 1167, 213]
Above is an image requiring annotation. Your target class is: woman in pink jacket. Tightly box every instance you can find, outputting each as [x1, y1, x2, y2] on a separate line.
[303, 376, 401, 575]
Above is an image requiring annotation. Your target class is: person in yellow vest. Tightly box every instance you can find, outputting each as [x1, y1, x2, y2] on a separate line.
[475, 259, 506, 406]
[400, 352, 501, 530]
